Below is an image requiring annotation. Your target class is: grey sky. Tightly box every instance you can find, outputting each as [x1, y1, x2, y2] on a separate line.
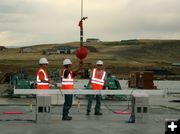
[0, 0, 180, 46]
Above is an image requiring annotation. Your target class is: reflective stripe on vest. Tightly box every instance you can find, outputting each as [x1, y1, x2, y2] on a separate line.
[61, 69, 74, 90]
[91, 68, 106, 87]
[36, 68, 49, 89]
[37, 83, 49, 85]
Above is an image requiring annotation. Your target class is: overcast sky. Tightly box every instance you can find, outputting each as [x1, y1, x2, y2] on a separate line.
[0, 0, 180, 46]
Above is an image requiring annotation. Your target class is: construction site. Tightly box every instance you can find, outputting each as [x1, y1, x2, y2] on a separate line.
[0, 1, 180, 134]
[0, 40, 180, 134]
[0, 78, 180, 134]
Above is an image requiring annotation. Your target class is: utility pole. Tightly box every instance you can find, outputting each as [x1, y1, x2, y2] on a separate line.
[76, 0, 88, 78]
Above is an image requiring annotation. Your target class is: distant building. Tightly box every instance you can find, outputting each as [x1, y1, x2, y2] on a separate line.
[0, 46, 7, 51]
[56, 47, 66, 54]
[86, 38, 101, 43]
[172, 63, 180, 67]
[46, 49, 57, 55]
[69, 46, 78, 54]
[56, 46, 78, 54]
[45, 46, 79, 55]
[20, 47, 34, 53]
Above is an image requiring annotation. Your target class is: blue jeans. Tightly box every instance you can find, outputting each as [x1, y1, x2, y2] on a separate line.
[87, 95, 101, 113]
[62, 95, 73, 117]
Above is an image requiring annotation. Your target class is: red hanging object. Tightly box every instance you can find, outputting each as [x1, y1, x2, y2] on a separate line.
[75, 46, 88, 60]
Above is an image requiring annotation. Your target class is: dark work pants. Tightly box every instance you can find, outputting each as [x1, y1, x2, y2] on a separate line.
[62, 95, 73, 118]
[87, 95, 101, 113]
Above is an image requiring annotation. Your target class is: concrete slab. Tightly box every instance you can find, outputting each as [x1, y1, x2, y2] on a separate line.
[0, 104, 179, 134]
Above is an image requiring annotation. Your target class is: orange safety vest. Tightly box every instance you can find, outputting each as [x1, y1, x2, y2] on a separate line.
[91, 68, 106, 90]
[61, 69, 74, 90]
[36, 68, 50, 90]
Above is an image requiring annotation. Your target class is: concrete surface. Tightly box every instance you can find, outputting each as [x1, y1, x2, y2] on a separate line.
[0, 100, 180, 134]
[0, 80, 179, 134]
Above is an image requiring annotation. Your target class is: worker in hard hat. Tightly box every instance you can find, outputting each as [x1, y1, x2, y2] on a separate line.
[86, 60, 107, 115]
[36, 57, 50, 89]
[61, 58, 76, 120]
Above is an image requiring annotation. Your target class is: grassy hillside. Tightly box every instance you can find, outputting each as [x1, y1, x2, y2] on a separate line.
[99, 40, 180, 65]
[0, 39, 180, 77]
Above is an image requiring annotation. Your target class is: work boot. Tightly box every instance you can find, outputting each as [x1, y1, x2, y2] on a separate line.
[62, 116, 72, 120]
[94, 112, 103, 115]
[86, 111, 90, 115]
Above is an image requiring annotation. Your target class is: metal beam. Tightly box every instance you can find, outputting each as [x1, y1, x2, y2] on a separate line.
[14, 89, 165, 96]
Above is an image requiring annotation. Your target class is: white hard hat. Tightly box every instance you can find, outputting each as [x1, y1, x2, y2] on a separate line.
[96, 60, 103, 65]
[63, 59, 72, 65]
[39, 57, 48, 64]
